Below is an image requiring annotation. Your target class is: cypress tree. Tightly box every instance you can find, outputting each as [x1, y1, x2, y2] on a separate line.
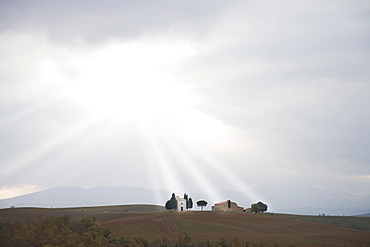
[170, 193, 177, 210]
[188, 197, 193, 210]
[184, 193, 189, 210]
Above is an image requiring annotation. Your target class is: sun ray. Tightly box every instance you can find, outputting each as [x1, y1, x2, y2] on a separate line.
[49, 119, 140, 186]
[155, 107, 264, 204]
[139, 121, 185, 194]
[157, 127, 222, 203]
[0, 97, 62, 127]
[190, 145, 264, 204]
[61, 41, 196, 123]
[0, 114, 106, 182]
[1, 38, 265, 206]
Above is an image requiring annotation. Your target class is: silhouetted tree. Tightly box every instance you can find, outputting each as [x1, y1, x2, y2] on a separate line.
[184, 193, 189, 210]
[251, 203, 261, 214]
[165, 193, 178, 211]
[197, 200, 208, 211]
[171, 193, 177, 210]
[227, 200, 231, 211]
[257, 201, 268, 213]
[188, 197, 193, 210]
[165, 200, 172, 211]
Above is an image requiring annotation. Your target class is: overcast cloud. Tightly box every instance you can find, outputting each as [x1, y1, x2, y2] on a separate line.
[0, 0, 369, 199]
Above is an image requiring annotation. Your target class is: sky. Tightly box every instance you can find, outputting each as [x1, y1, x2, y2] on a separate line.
[0, 0, 369, 200]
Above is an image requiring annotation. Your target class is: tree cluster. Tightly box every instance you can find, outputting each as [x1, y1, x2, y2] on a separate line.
[0, 215, 302, 246]
[183, 193, 193, 211]
[251, 201, 268, 214]
[165, 193, 178, 211]
[165, 193, 193, 211]
[0, 215, 112, 247]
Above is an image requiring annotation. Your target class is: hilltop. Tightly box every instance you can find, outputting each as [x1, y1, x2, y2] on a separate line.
[0, 204, 166, 224]
[1, 185, 370, 215]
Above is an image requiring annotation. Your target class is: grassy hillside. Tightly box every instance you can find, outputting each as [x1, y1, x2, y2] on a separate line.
[1, 206, 370, 246]
[0, 204, 166, 224]
[99, 211, 370, 246]
[276, 213, 370, 231]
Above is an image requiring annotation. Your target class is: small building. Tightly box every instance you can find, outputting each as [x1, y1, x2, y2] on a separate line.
[176, 196, 187, 212]
[212, 200, 244, 212]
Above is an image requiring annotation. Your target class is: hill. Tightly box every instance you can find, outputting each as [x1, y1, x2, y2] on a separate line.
[0, 186, 171, 208]
[100, 211, 370, 246]
[230, 184, 370, 216]
[276, 214, 370, 231]
[1, 206, 370, 246]
[354, 213, 370, 217]
[1, 185, 370, 215]
[0, 204, 167, 224]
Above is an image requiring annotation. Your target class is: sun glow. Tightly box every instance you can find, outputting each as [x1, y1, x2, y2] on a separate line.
[62, 41, 233, 147]
[61, 41, 241, 193]
[63, 42, 197, 122]
[34, 39, 251, 196]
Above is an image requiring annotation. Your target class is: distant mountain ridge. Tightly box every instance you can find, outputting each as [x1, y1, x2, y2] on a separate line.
[0, 187, 171, 208]
[245, 184, 370, 216]
[354, 213, 370, 217]
[1, 185, 369, 216]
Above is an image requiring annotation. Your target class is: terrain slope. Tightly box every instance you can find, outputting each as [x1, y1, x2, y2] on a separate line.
[100, 211, 370, 246]
[1, 205, 370, 246]
[0, 205, 166, 224]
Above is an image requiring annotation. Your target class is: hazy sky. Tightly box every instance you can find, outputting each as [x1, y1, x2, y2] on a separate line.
[1, 0, 369, 200]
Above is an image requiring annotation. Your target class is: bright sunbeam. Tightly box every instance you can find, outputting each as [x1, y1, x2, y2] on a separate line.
[188, 143, 263, 203]
[143, 126, 183, 193]
[60, 40, 248, 195]
[158, 127, 221, 202]
[12, 39, 254, 198]
[0, 115, 105, 181]
[62, 41, 197, 122]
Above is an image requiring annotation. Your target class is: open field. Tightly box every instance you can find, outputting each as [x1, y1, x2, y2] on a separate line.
[100, 211, 370, 247]
[276, 213, 370, 231]
[1, 206, 370, 246]
[0, 204, 167, 224]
